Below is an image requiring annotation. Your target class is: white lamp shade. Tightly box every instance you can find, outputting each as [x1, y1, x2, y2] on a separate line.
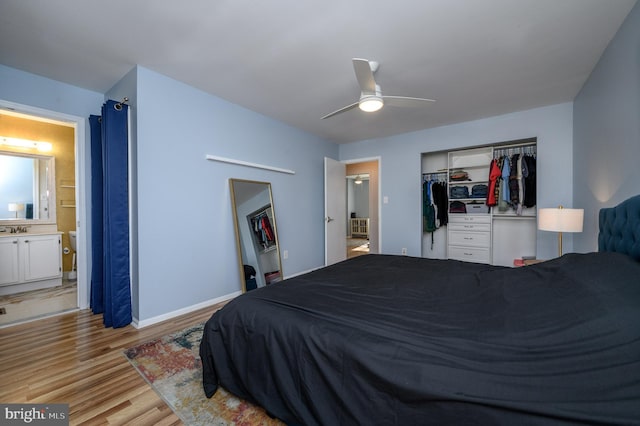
[8, 203, 25, 212]
[538, 208, 584, 233]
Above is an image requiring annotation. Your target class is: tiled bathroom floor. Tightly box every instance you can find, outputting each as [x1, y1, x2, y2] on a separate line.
[0, 279, 77, 327]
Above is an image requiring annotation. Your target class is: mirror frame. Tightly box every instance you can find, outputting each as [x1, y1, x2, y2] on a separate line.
[0, 149, 57, 225]
[229, 178, 283, 293]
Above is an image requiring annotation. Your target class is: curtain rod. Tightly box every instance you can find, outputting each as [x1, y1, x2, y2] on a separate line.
[114, 97, 129, 111]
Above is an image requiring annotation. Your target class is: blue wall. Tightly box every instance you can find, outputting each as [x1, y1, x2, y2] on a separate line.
[339, 103, 574, 260]
[130, 67, 337, 322]
[0, 64, 337, 324]
[0, 64, 104, 118]
[573, 2, 640, 252]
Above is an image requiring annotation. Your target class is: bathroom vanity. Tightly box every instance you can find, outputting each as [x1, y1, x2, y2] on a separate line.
[0, 232, 63, 296]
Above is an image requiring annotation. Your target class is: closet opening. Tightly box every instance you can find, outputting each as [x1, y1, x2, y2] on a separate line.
[421, 137, 537, 267]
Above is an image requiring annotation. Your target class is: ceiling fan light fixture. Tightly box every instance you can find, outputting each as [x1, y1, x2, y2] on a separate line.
[359, 96, 384, 112]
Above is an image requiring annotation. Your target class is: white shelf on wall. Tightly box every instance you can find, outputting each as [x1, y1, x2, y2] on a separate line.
[206, 154, 295, 175]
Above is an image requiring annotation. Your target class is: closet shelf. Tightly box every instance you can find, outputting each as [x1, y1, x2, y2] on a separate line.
[492, 214, 536, 219]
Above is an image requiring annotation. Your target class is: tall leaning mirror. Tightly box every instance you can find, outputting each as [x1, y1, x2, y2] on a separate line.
[230, 178, 283, 292]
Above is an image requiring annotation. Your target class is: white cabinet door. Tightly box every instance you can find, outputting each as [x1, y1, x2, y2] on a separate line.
[0, 238, 20, 286]
[22, 234, 62, 282]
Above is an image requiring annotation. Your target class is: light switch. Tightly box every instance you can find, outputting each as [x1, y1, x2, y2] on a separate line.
[383, 196, 389, 204]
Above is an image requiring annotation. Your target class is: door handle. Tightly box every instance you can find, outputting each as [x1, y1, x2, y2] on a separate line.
[326, 216, 334, 223]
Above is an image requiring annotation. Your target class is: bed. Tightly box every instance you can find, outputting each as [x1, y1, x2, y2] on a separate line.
[200, 195, 640, 425]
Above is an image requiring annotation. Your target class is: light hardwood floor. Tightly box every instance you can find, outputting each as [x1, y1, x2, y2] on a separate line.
[0, 303, 225, 425]
[347, 237, 369, 259]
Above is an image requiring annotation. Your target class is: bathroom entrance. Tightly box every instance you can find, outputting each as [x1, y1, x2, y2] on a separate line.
[0, 105, 83, 327]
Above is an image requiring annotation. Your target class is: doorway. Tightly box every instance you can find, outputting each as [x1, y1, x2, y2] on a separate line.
[0, 103, 86, 326]
[346, 173, 370, 258]
[345, 160, 379, 257]
[325, 157, 380, 265]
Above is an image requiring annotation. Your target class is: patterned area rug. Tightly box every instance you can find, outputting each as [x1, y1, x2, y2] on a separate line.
[123, 323, 284, 425]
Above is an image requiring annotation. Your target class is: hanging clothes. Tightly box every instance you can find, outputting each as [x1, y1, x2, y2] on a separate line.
[499, 157, 510, 212]
[89, 100, 132, 329]
[261, 215, 275, 242]
[501, 156, 511, 204]
[422, 175, 448, 250]
[252, 211, 276, 249]
[432, 181, 448, 227]
[523, 154, 537, 207]
[486, 159, 501, 207]
[516, 154, 524, 215]
[422, 179, 436, 233]
[509, 153, 520, 210]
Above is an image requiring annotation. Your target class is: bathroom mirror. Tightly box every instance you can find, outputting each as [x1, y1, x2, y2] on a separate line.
[0, 151, 56, 223]
[229, 178, 283, 292]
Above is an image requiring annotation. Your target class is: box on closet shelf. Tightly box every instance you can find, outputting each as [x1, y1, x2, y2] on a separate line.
[466, 202, 489, 214]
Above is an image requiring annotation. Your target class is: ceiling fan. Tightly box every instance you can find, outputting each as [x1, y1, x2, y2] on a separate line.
[321, 58, 435, 120]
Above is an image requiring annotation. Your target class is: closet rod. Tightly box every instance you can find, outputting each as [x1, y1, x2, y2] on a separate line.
[494, 141, 536, 150]
[422, 171, 448, 182]
[493, 143, 536, 158]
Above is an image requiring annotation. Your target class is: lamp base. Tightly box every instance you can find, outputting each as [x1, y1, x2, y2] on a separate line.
[557, 231, 563, 257]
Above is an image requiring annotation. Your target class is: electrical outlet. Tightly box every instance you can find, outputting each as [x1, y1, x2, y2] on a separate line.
[283, 250, 288, 259]
[401, 248, 407, 255]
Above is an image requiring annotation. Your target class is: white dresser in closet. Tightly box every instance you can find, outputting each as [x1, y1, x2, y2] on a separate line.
[447, 215, 492, 263]
[446, 147, 493, 264]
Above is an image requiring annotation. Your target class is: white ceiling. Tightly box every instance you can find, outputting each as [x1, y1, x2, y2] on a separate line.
[0, 0, 635, 143]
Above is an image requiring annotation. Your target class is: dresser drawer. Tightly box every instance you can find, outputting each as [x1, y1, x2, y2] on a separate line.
[448, 246, 491, 263]
[448, 222, 491, 232]
[448, 214, 491, 224]
[448, 231, 491, 248]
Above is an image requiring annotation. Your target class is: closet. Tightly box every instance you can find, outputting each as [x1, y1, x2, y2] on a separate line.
[250, 206, 277, 252]
[421, 139, 537, 266]
[248, 205, 281, 285]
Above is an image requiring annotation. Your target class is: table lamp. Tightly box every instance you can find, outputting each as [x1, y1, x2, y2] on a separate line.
[538, 206, 584, 257]
[8, 203, 25, 219]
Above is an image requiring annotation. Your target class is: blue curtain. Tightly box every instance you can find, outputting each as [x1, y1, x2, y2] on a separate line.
[89, 100, 132, 328]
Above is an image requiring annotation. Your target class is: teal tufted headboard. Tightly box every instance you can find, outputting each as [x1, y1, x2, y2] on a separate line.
[598, 194, 640, 261]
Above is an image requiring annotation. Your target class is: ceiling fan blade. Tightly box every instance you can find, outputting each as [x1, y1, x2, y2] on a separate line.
[321, 101, 360, 120]
[383, 95, 436, 108]
[352, 58, 377, 94]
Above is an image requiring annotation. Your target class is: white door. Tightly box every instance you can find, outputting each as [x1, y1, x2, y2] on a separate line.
[324, 157, 347, 265]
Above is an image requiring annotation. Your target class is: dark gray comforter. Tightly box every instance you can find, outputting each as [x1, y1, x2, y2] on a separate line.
[200, 253, 640, 425]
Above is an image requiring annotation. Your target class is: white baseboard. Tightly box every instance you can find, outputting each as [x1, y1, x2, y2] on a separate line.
[131, 291, 241, 329]
[284, 266, 323, 279]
